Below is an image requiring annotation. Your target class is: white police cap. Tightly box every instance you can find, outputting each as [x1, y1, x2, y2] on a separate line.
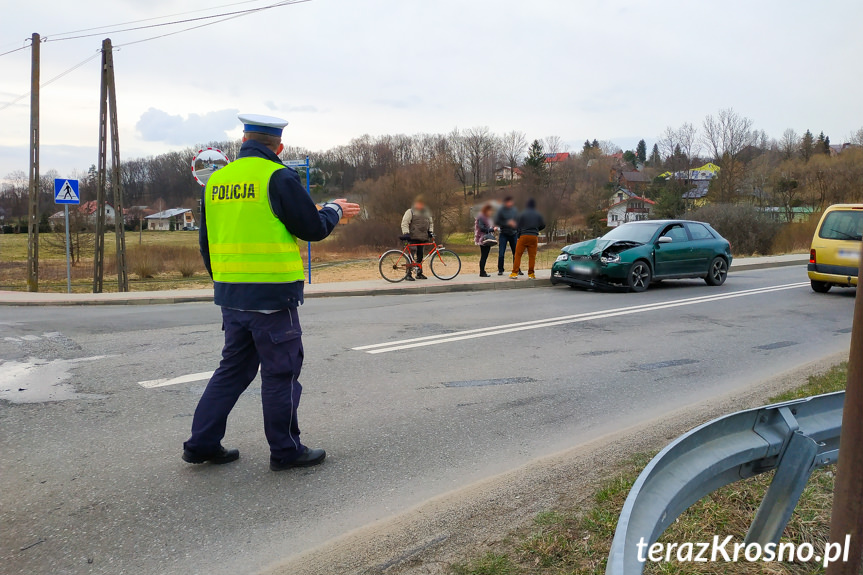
[238, 113, 289, 137]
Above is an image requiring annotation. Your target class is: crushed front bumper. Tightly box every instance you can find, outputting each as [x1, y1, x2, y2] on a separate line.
[550, 265, 627, 291]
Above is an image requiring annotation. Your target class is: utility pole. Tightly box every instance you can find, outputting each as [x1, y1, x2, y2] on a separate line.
[827, 247, 863, 575]
[26, 33, 40, 292]
[106, 39, 128, 292]
[93, 38, 128, 292]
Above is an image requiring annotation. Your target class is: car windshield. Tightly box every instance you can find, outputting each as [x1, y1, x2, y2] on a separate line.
[819, 210, 863, 241]
[601, 223, 662, 244]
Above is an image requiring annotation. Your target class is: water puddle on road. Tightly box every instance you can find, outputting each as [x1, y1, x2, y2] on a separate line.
[0, 356, 108, 403]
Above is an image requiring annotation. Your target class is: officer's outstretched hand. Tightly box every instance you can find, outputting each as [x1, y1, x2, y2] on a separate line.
[332, 199, 361, 220]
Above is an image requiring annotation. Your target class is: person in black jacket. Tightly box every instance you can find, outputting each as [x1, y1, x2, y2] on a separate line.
[494, 196, 521, 276]
[510, 198, 545, 280]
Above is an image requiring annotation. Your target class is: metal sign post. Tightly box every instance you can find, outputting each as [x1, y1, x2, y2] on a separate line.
[54, 178, 80, 293]
[284, 157, 313, 284]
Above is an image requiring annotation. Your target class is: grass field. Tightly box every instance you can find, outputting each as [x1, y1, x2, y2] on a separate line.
[452, 363, 849, 575]
[0, 231, 564, 292]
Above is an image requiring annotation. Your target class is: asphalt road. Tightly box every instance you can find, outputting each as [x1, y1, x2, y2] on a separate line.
[0, 266, 854, 575]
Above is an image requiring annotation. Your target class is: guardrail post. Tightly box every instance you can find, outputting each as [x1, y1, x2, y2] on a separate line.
[745, 430, 818, 546]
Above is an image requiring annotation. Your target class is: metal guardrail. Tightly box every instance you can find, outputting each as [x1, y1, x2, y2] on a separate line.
[606, 391, 844, 575]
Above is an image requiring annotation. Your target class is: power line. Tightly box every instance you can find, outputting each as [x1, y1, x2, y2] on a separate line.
[0, 44, 31, 58]
[0, 52, 100, 111]
[44, 0, 309, 43]
[0, 0, 311, 111]
[114, 1, 309, 48]
[45, 0, 272, 38]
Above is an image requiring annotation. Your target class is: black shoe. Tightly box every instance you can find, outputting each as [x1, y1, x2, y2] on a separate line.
[480, 272, 490, 277]
[270, 447, 326, 471]
[518, 270, 525, 276]
[182, 446, 239, 465]
[498, 271, 504, 276]
[405, 273, 415, 281]
[416, 272, 428, 280]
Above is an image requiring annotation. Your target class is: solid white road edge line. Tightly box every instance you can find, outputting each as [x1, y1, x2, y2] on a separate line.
[358, 282, 809, 354]
[352, 282, 805, 351]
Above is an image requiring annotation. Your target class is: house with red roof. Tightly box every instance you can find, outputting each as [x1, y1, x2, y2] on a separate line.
[49, 201, 116, 228]
[544, 152, 571, 164]
[495, 166, 524, 181]
[606, 194, 655, 228]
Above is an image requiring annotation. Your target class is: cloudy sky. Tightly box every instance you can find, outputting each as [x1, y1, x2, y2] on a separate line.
[1, 0, 861, 177]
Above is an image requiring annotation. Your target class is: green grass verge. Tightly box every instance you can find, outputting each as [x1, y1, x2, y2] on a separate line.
[451, 364, 849, 575]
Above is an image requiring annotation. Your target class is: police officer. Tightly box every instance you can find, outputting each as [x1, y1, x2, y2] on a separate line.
[182, 114, 360, 471]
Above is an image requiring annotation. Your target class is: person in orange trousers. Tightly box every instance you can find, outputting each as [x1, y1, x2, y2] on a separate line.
[510, 198, 546, 279]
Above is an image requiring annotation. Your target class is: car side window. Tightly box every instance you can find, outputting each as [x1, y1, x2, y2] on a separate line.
[662, 224, 688, 242]
[686, 223, 714, 240]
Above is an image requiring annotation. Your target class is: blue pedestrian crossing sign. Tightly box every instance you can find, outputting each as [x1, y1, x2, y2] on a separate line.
[54, 179, 80, 205]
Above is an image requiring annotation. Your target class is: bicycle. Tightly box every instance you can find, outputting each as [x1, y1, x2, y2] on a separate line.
[378, 239, 462, 283]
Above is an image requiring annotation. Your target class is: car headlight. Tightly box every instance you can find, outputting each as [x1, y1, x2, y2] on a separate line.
[600, 254, 620, 264]
[555, 253, 569, 262]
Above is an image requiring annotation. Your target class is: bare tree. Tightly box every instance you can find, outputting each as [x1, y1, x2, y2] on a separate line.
[447, 128, 469, 199]
[544, 135, 567, 154]
[657, 126, 678, 163]
[500, 130, 527, 185]
[463, 126, 498, 197]
[676, 122, 700, 168]
[701, 108, 755, 161]
[779, 129, 800, 160]
[701, 108, 756, 202]
[597, 140, 621, 156]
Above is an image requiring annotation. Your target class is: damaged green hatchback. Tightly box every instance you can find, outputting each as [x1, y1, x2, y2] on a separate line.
[550, 220, 733, 292]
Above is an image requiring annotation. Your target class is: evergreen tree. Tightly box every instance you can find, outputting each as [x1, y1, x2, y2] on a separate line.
[591, 138, 600, 150]
[816, 131, 826, 154]
[816, 132, 831, 155]
[525, 139, 546, 175]
[636, 139, 647, 164]
[649, 143, 661, 166]
[582, 140, 592, 155]
[800, 129, 814, 161]
[623, 150, 637, 165]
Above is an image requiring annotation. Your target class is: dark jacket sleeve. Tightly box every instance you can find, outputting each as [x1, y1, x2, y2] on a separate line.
[539, 213, 547, 232]
[199, 189, 213, 278]
[269, 167, 340, 241]
[494, 210, 505, 228]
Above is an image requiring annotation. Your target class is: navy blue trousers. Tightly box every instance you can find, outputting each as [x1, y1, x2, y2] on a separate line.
[184, 307, 305, 461]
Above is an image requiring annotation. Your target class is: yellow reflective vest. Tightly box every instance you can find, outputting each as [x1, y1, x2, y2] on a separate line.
[204, 157, 305, 284]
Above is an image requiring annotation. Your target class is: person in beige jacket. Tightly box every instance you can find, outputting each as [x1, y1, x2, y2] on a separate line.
[400, 195, 434, 280]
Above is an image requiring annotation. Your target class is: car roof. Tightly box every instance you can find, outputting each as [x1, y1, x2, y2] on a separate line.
[624, 219, 702, 225]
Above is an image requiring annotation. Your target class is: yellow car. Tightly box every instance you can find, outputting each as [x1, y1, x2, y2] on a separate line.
[808, 204, 862, 293]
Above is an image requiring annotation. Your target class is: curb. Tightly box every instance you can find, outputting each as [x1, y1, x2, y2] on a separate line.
[0, 258, 809, 306]
[730, 258, 808, 271]
[306, 277, 551, 299]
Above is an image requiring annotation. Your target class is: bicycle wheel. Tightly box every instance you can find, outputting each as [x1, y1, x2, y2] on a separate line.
[430, 249, 461, 280]
[379, 250, 411, 283]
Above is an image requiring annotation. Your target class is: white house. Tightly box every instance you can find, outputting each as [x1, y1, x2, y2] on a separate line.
[607, 196, 655, 228]
[494, 166, 524, 181]
[49, 201, 115, 229]
[145, 208, 196, 231]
